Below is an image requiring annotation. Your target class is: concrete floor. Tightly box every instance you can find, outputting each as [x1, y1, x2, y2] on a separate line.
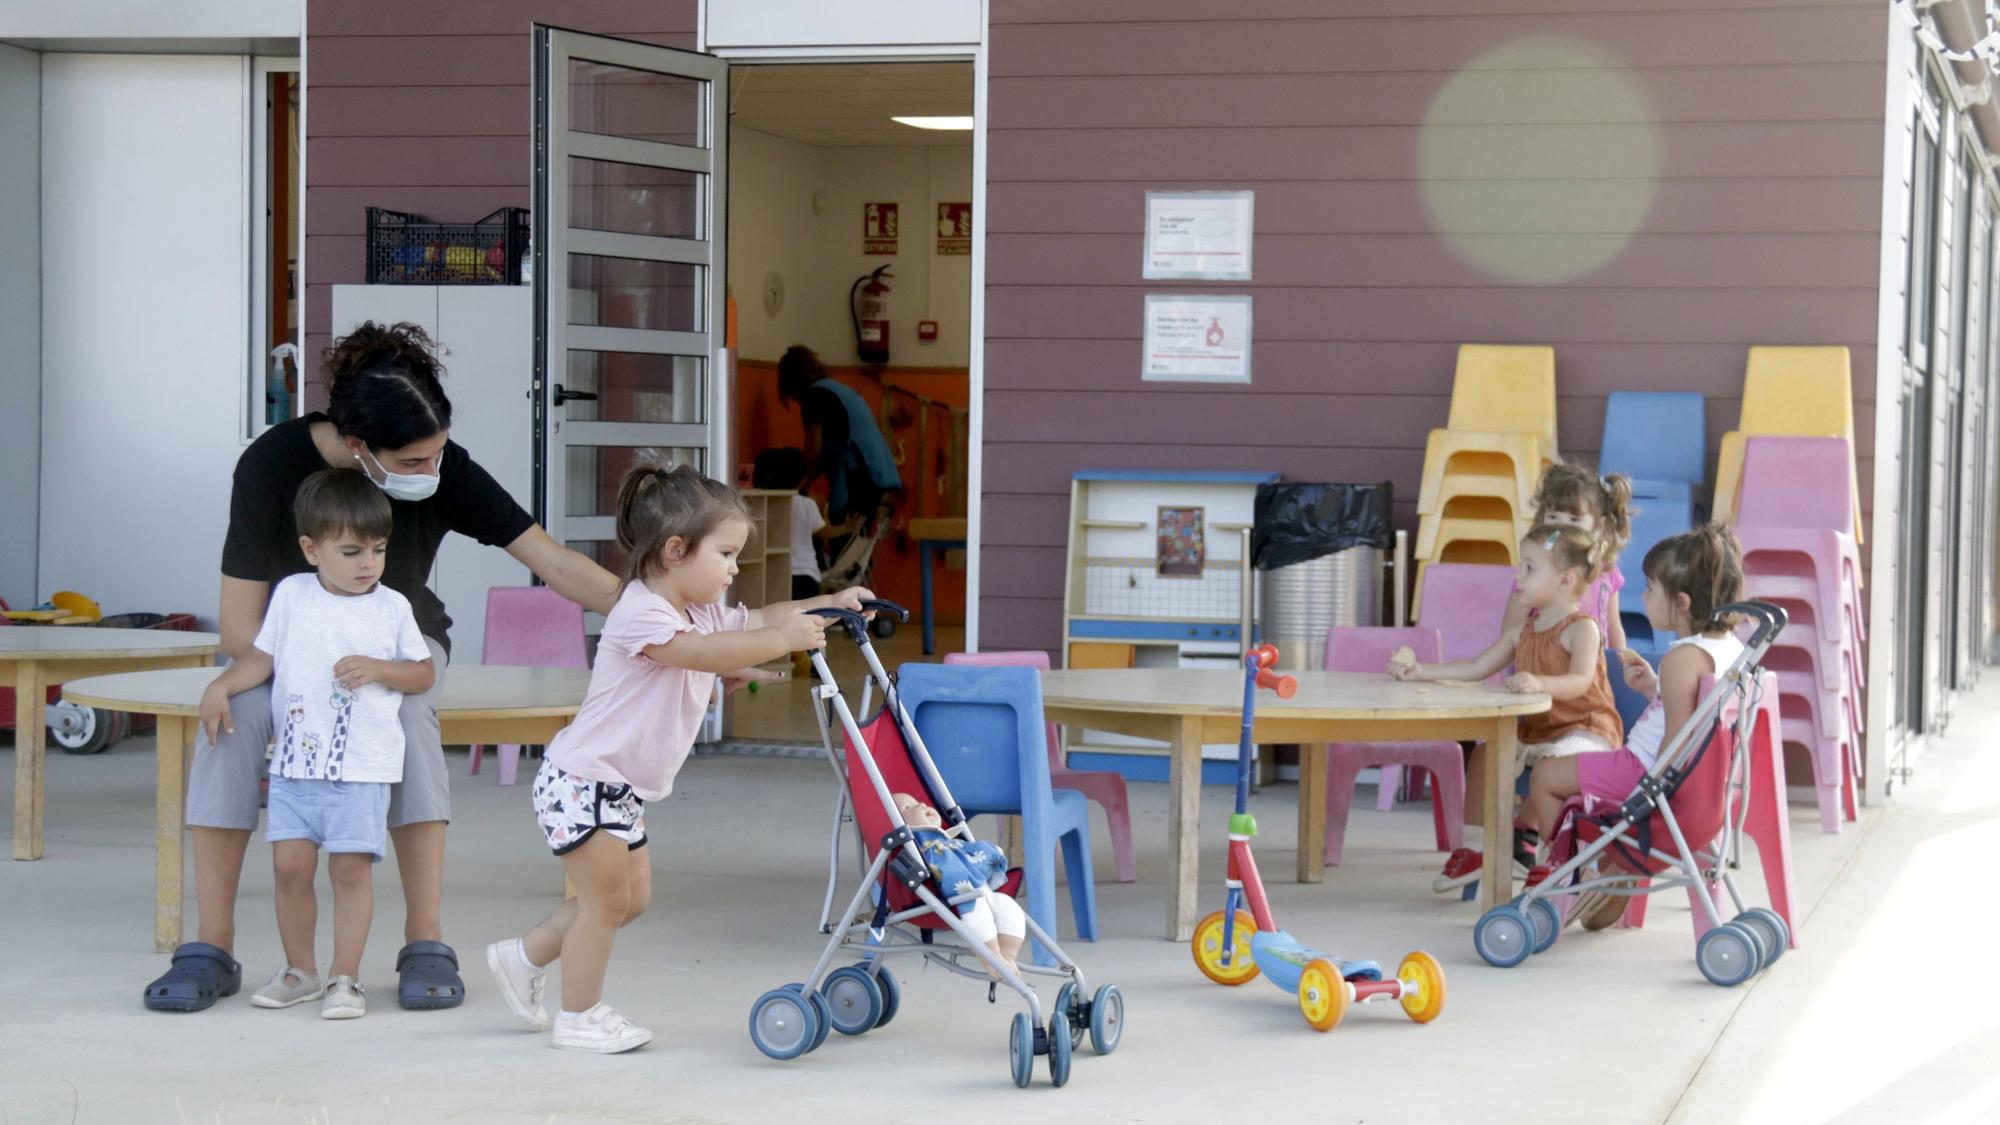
[1, 677, 1993, 1125]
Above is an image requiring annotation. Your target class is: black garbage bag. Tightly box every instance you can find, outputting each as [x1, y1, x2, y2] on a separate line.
[1252, 482, 1394, 570]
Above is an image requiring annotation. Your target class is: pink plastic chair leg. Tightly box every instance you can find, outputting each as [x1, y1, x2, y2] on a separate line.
[1322, 752, 1370, 867]
[1098, 785, 1137, 884]
[1376, 764, 1401, 811]
[497, 744, 522, 787]
[468, 744, 485, 776]
[1426, 768, 1466, 852]
[1745, 711, 1801, 947]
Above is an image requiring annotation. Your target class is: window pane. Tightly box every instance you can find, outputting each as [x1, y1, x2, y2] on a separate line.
[569, 157, 701, 239]
[568, 59, 701, 147]
[1956, 155, 1976, 379]
[564, 444, 703, 519]
[567, 254, 702, 332]
[564, 351, 704, 424]
[1910, 128, 1938, 365]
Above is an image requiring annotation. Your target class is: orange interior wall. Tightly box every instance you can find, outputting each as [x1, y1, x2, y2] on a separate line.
[735, 359, 969, 621]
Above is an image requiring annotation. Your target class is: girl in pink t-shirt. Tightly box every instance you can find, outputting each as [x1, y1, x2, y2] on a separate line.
[485, 463, 869, 1054]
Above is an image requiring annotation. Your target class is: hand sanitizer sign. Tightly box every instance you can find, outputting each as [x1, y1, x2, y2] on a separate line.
[1143, 295, 1252, 384]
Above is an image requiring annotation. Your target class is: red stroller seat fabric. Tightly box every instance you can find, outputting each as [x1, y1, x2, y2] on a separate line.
[1574, 685, 1740, 878]
[844, 708, 1023, 929]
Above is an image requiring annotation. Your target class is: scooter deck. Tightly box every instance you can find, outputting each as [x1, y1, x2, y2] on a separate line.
[1250, 929, 1382, 995]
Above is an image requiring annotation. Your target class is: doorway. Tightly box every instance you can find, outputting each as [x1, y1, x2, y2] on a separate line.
[725, 60, 975, 743]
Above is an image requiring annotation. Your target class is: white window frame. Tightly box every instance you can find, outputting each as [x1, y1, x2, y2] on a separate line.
[246, 55, 301, 443]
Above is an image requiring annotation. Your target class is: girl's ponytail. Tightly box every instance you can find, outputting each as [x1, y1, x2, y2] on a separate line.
[1642, 523, 1746, 633]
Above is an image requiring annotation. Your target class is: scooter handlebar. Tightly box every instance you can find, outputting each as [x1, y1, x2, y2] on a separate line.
[1245, 644, 1280, 670]
[1256, 669, 1298, 699]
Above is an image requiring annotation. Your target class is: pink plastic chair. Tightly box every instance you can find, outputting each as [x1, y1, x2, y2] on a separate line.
[942, 650, 1137, 883]
[1413, 563, 1517, 663]
[1734, 437, 1862, 634]
[1620, 672, 1799, 948]
[468, 587, 589, 786]
[1319, 627, 1466, 866]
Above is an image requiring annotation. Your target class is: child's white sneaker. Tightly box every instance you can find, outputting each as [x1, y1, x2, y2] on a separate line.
[486, 938, 550, 1030]
[321, 976, 366, 1020]
[250, 966, 324, 1009]
[551, 1003, 652, 1054]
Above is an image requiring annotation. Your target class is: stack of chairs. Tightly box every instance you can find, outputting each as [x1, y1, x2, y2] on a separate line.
[1598, 391, 1707, 672]
[1712, 346, 1865, 546]
[1411, 345, 1559, 619]
[1730, 435, 1863, 833]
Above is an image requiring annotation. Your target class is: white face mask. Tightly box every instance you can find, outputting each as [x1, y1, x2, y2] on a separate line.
[357, 447, 442, 502]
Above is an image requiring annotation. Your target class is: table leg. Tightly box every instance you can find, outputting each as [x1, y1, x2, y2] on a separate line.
[920, 542, 936, 655]
[1166, 714, 1203, 941]
[1297, 743, 1327, 884]
[156, 716, 189, 952]
[12, 661, 45, 860]
[1478, 719, 1520, 912]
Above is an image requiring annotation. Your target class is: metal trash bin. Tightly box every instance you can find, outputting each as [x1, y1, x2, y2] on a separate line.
[1253, 482, 1395, 672]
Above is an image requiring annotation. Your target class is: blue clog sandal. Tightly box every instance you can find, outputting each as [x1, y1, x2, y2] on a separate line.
[143, 942, 242, 1012]
[396, 941, 465, 1010]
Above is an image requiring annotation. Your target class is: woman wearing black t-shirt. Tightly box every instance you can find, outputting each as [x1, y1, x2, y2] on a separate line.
[144, 323, 623, 1013]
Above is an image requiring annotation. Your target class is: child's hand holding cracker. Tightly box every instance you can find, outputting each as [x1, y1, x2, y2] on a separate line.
[1617, 648, 1658, 698]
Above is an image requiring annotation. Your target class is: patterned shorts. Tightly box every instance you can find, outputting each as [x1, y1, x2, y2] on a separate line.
[530, 758, 647, 855]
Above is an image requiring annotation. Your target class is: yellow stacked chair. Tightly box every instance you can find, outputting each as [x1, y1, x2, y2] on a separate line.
[1711, 346, 1865, 552]
[1410, 345, 1560, 618]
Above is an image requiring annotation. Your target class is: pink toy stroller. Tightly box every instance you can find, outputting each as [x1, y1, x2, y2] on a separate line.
[1473, 601, 1791, 987]
[750, 602, 1122, 1088]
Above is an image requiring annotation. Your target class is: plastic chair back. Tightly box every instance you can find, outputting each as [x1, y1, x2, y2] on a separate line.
[1414, 563, 1517, 663]
[1601, 392, 1705, 492]
[941, 650, 1059, 770]
[481, 587, 589, 669]
[1323, 627, 1442, 674]
[894, 664, 1052, 816]
[1446, 344, 1559, 452]
[1734, 437, 1854, 532]
[1741, 347, 1853, 437]
[1621, 495, 1695, 592]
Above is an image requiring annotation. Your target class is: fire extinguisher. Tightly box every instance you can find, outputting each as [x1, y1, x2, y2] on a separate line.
[851, 265, 893, 366]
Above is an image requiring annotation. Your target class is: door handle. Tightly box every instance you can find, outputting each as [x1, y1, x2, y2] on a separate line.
[553, 384, 599, 405]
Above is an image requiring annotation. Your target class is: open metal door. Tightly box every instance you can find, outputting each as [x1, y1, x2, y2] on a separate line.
[533, 28, 727, 573]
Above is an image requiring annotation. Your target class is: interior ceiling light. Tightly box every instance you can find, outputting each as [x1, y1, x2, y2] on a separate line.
[892, 116, 974, 130]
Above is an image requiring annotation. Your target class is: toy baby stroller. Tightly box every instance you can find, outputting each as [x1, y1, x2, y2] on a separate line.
[1473, 601, 1791, 987]
[817, 506, 897, 639]
[748, 601, 1122, 1087]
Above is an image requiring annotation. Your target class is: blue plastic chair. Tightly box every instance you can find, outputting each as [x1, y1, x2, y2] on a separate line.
[1600, 392, 1706, 504]
[1607, 648, 1651, 734]
[894, 664, 1099, 965]
[1620, 496, 1689, 664]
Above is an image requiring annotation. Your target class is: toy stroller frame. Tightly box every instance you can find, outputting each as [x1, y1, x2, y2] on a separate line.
[1473, 600, 1792, 986]
[749, 603, 1122, 1088]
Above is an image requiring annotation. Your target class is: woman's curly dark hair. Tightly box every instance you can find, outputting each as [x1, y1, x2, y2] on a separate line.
[320, 321, 453, 451]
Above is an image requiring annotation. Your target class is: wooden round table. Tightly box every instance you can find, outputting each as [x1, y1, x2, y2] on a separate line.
[1038, 668, 1550, 940]
[2, 627, 220, 861]
[64, 665, 592, 951]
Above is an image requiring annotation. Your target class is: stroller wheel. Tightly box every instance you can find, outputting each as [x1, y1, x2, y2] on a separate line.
[1008, 1011, 1035, 1088]
[1053, 982, 1085, 1050]
[1395, 952, 1447, 1024]
[780, 983, 833, 1051]
[871, 963, 902, 1029]
[1047, 1009, 1073, 1087]
[870, 615, 896, 640]
[1473, 905, 1533, 968]
[1088, 984, 1124, 1055]
[1696, 923, 1762, 987]
[1297, 959, 1348, 1032]
[1526, 897, 1562, 954]
[819, 966, 884, 1036]
[1736, 908, 1789, 970]
[749, 988, 820, 1060]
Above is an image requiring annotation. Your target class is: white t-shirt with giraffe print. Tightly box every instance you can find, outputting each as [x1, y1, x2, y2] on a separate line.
[255, 572, 430, 783]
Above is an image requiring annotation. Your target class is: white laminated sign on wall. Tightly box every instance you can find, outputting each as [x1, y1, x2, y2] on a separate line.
[1142, 294, 1252, 384]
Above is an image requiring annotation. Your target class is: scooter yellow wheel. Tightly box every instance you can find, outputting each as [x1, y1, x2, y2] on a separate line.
[1191, 910, 1261, 986]
[1396, 950, 1447, 1024]
[1298, 959, 1348, 1032]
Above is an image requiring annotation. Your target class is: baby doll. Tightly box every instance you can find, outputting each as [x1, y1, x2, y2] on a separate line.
[892, 792, 1026, 976]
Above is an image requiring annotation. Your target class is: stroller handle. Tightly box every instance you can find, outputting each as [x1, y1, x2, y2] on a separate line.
[859, 598, 910, 623]
[808, 607, 871, 643]
[1718, 600, 1787, 648]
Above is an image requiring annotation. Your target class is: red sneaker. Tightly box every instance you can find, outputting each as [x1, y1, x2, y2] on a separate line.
[1432, 848, 1482, 893]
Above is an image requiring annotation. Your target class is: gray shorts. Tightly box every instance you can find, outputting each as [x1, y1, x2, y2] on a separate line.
[186, 637, 449, 831]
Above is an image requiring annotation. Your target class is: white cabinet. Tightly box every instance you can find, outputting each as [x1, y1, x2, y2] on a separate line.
[330, 284, 534, 664]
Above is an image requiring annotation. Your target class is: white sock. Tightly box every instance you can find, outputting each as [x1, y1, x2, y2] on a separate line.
[558, 1006, 596, 1022]
[514, 941, 543, 973]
